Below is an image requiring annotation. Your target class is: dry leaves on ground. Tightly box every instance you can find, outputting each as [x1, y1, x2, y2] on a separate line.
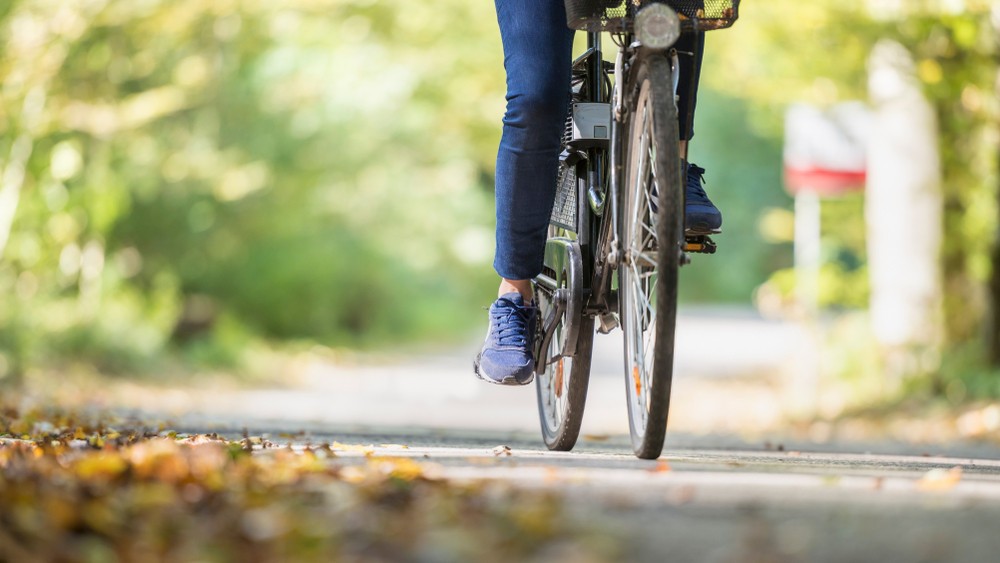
[0, 400, 616, 563]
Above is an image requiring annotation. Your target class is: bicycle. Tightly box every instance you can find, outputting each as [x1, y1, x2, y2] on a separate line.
[532, 0, 740, 459]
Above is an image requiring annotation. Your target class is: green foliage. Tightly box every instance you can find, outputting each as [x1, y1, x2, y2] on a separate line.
[684, 2, 888, 310]
[702, 0, 881, 135]
[682, 89, 790, 302]
[709, 2, 997, 321]
[754, 193, 869, 313]
[859, 8, 999, 389]
[691, 1, 998, 405]
[895, 11, 999, 344]
[0, 0, 502, 376]
[0, 0, 996, 388]
[930, 340, 1000, 402]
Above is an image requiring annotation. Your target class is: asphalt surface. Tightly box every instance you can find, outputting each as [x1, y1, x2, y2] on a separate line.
[113, 307, 808, 437]
[155, 422, 1000, 563]
[93, 308, 1000, 561]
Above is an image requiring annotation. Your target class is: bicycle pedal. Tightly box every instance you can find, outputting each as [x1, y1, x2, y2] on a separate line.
[684, 235, 717, 254]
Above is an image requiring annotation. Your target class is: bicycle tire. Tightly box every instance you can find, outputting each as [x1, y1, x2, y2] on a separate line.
[618, 54, 682, 459]
[535, 308, 594, 451]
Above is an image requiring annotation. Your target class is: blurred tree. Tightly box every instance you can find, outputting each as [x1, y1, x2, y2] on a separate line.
[704, 1, 998, 379]
[1, 0, 996, 391]
[889, 5, 998, 384]
[0, 0, 505, 380]
[985, 9, 1000, 366]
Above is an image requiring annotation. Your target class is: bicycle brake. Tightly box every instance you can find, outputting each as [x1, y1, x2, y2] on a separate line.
[597, 312, 619, 335]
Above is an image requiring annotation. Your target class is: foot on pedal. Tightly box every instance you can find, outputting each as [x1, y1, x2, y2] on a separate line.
[684, 164, 723, 234]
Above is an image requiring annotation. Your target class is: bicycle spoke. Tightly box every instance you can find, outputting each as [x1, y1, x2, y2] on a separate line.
[624, 96, 659, 425]
[630, 249, 657, 269]
[628, 265, 654, 318]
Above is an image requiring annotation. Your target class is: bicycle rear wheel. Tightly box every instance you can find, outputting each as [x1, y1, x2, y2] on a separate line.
[619, 54, 682, 460]
[535, 303, 594, 451]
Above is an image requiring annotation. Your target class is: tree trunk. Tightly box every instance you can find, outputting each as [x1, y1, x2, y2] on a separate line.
[866, 39, 944, 382]
[0, 135, 32, 260]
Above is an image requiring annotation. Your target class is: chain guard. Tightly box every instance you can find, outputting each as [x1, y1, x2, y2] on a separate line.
[532, 237, 584, 374]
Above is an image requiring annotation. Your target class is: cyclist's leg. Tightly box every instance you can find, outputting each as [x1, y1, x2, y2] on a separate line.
[674, 31, 722, 232]
[493, 0, 575, 288]
[475, 0, 574, 385]
[676, 31, 705, 143]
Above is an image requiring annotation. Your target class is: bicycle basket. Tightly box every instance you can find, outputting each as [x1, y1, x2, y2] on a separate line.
[564, 0, 740, 33]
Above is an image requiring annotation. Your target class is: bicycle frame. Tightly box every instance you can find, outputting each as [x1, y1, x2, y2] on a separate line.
[534, 30, 690, 372]
[586, 33, 686, 316]
[533, 32, 605, 372]
[577, 32, 608, 311]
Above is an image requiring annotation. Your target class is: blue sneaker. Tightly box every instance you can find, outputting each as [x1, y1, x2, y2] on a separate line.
[685, 163, 722, 234]
[474, 292, 537, 386]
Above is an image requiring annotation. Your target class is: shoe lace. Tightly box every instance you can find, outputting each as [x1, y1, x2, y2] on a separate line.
[492, 298, 533, 347]
[686, 164, 710, 204]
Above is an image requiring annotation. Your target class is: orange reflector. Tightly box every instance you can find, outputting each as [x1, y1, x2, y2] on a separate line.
[632, 365, 641, 396]
[554, 359, 565, 398]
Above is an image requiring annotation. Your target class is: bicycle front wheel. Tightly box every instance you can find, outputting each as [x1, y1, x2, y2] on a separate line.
[619, 54, 683, 460]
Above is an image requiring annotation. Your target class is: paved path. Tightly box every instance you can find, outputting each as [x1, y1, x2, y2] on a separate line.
[93, 307, 1000, 561]
[155, 421, 1000, 563]
[120, 307, 808, 437]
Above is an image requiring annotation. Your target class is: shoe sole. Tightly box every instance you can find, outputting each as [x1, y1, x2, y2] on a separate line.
[473, 357, 534, 386]
[685, 226, 722, 236]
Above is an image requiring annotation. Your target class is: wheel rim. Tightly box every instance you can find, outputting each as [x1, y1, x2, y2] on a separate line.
[622, 78, 660, 437]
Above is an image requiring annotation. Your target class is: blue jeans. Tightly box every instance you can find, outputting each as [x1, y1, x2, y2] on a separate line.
[493, 0, 703, 280]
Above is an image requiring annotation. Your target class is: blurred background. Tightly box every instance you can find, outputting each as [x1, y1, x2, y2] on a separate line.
[0, 0, 997, 440]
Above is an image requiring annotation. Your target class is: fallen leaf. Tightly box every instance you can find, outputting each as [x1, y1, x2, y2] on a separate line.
[378, 443, 410, 450]
[369, 457, 425, 481]
[649, 460, 671, 473]
[329, 442, 376, 455]
[0, 398, 617, 562]
[75, 452, 128, 481]
[917, 466, 963, 492]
